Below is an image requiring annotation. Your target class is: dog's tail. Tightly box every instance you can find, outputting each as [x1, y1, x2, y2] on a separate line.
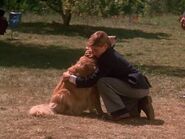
[29, 103, 55, 116]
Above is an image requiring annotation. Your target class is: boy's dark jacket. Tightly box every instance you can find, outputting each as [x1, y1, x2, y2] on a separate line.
[76, 47, 151, 89]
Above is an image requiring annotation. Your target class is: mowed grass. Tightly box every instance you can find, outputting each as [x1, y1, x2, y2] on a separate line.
[0, 13, 185, 139]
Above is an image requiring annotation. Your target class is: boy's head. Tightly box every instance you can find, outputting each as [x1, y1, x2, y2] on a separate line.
[86, 31, 118, 58]
[86, 31, 112, 58]
[87, 31, 111, 48]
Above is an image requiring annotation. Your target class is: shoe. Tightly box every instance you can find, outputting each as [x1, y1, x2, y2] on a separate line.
[129, 106, 141, 118]
[138, 96, 155, 120]
[102, 113, 131, 121]
[112, 113, 131, 121]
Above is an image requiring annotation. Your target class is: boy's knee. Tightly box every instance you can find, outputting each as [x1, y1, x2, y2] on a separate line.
[97, 78, 111, 92]
[97, 78, 107, 87]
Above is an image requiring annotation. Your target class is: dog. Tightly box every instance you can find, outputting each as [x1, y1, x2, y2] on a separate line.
[29, 50, 103, 116]
[49, 54, 104, 115]
[29, 36, 117, 117]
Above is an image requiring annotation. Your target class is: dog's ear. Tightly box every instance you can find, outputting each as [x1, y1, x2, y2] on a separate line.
[83, 62, 96, 73]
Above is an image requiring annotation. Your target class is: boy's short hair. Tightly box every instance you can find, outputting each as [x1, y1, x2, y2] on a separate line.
[87, 31, 111, 47]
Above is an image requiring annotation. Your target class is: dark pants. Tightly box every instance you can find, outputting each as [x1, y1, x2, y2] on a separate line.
[97, 77, 149, 114]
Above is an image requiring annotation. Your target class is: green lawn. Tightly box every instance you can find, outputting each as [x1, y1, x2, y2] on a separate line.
[0, 14, 185, 139]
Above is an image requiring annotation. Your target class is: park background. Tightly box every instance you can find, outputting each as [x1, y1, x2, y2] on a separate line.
[0, 0, 185, 139]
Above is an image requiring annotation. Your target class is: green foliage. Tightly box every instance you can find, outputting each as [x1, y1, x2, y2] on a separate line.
[166, 0, 185, 14]
[0, 0, 5, 7]
[2, 0, 185, 16]
[1, 0, 185, 26]
[74, 0, 100, 15]
[144, 0, 185, 15]
[99, 0, 121, 16]
[3, 0, 48, 14]
[121, 0, 146, 15]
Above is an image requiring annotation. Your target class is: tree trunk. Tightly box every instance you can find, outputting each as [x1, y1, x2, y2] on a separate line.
[61, 9, 71, 26]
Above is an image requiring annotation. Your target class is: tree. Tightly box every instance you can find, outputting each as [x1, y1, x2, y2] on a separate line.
[43, 0, 75, 26]
[2, 0, 185, 26]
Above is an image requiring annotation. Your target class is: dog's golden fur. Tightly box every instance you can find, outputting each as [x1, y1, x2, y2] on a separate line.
[29, 53, 103, 116]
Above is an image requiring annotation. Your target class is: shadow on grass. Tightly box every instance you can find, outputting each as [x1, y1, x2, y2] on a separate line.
[0, 40, 184, 78]
[117, 117, 165, 126]
[0, 40, 84, 69]
[80, 112, 164, 126]
[17, 22, 170, 40]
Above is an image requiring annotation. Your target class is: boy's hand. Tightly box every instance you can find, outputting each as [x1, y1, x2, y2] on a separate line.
[62, 71, 71, 81]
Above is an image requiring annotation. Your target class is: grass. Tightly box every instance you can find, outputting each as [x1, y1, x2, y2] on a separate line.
[0, 13, 185, 139]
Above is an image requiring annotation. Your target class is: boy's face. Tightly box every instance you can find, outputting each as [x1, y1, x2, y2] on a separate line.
[86, 35, 117, 58]
[89, 44, 108, 58]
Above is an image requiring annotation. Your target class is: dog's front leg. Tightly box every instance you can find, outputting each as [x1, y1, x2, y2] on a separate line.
[91, 87, 104, 115]
[95, 94, 104, 115]
[53, 77, 64, 95]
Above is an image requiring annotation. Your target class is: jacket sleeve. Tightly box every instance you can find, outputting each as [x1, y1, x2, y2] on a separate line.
[75, 68, 101, 88]
[76, 65, 113, 88]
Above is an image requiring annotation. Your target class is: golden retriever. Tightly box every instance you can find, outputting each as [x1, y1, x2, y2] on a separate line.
[29, 51, 103, 116]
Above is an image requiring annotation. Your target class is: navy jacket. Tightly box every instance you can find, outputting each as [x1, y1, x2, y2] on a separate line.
[76, 47, 151, 89]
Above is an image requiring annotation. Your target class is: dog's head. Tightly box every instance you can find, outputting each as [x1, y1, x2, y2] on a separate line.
[68, 56, 96, 77]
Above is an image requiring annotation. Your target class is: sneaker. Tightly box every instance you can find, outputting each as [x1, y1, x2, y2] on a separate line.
[129, 106, 141, 118]
[102, 113, 131, 121]
[138, 96, 155, 120]
[112, 113, 131, 121]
